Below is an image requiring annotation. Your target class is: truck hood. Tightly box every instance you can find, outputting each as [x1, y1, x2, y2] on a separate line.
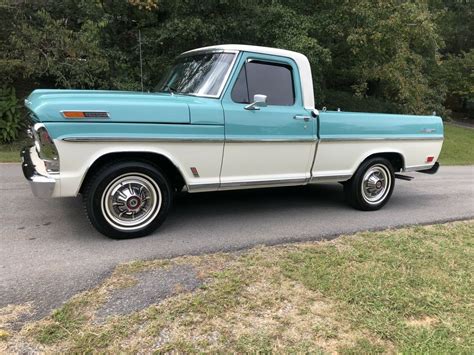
[25, 89, 193, 124]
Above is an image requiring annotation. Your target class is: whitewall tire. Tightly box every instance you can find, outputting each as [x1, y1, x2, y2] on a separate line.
[344, 157, 395, 211]
[83, 161, 172, 239]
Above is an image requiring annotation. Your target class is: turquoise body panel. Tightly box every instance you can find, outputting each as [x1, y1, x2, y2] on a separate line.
[318, 111, 444, 140]
[26, 89, 225, 126]
[46, 122, 224, 141]
[221, 52, 315, 141]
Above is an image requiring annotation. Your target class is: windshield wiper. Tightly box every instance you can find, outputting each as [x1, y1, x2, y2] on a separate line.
[160, 84, 194, 96]
[163, 84, 177, 95]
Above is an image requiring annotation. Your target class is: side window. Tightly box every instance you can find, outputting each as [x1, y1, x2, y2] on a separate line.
[246, 60, 295, 106]
[231, 60, 295, 106]
[231, 65, 249, 104]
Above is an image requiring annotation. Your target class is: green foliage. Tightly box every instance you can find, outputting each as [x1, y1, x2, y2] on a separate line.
[440, 50, 474, 115]
[319, 90, 402, 114]
[306, 1, 448, 115]
[9, 6, 110, 89]
[0, 87, 22, 144]
[429, 0, 473, 55]
[0, 0, 472, 120]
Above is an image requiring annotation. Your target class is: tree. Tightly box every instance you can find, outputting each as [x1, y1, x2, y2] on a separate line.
[0, 0, 472, 121]
[441, 50, 474, 115]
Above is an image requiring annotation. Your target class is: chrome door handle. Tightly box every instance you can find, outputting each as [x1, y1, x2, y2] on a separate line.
[293, 115, 312, 121]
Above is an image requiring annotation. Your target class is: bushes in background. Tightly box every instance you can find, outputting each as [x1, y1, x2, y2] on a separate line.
[0, 0, 472, 135]
[318, 90, 402, 115]
[0, 87, 22, 144]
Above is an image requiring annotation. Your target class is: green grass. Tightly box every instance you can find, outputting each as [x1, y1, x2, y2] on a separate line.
[2, 221, 472, 353]
[0, 141, 24, 163]
[35, 302, 87, 345]
[439, 123, 474, 165]
[281, 222, 474, 353]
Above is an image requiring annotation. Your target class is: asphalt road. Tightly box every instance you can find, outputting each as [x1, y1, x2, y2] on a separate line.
[1, 163, 473, 321]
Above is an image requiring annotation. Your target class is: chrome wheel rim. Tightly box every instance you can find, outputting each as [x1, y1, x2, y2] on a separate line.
[101, 173, 161, 231]
[361, 164, 391, 205]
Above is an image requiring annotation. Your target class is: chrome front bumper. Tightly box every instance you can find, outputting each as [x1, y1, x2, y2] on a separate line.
[21, 146, 56, 198]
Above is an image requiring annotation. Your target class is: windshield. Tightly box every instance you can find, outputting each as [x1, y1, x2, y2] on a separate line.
[156, 52, 236, 97]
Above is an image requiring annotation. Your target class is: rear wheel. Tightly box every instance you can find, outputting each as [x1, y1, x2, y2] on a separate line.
[344, 157, 395, 211]
[83, 161, 172, 238]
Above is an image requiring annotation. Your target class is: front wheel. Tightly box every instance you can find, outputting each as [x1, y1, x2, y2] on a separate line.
[83, 161, 172, 239]
[344, 157, 395, 211]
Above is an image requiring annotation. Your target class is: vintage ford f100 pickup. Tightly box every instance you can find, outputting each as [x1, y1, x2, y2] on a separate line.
[21, 45, 443, 238]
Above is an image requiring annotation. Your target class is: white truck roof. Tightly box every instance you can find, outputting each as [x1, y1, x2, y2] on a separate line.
[183, 44, 315, 110]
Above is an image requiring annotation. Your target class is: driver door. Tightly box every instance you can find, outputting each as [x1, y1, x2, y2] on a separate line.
[220, 53, 317, 188]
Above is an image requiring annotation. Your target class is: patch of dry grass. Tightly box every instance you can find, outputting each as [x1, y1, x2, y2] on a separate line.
[1, 220, 473, 353]
[405, 316, 438, 328]
[0, 304, 33, 353]
[0, 304, 32, 339]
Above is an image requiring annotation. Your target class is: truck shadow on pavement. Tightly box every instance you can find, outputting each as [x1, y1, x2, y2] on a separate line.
[57, 183, 347, 240]
[174, 183, 345, 215]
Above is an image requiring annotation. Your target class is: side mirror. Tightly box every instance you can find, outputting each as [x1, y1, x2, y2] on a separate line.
[245, 94, 267, 111]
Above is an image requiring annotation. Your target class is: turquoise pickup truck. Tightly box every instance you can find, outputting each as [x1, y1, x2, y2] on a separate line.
[22, 45, 443, 238]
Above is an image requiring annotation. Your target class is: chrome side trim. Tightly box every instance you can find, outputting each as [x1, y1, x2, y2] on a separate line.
[187, 183, 220, 193]
[220, 177, 308, 189]
[187, 173, 356, 193]
[64, 136, 442, 143]
[310, 174, 352, 183]
[62, 137, 317, 143]
[187, 174, 358, 193]
[187, 178, 309, 193]
[404, 164, 434, 172]
[62, 137, 224, 143]
[320, 137, 443, 142]
[225, 138, 317, 143]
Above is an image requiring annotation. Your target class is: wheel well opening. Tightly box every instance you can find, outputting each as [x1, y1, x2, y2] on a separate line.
[79, 152, 186, 194]
[362, 152, 405, 172]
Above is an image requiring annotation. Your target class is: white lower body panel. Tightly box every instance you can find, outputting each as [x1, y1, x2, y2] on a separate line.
[219, 141, 316, 188]
[53, 138, 443, 198]
[54, 140, 224, 197]
[312, 139, 443, 180]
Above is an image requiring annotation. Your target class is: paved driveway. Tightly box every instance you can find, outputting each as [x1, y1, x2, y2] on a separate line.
[1, 163, 473, 321]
